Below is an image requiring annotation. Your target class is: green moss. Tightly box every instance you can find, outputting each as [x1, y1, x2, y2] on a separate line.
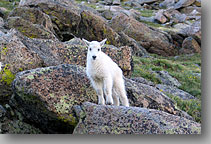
[1, 46, 8, 55]
[58, 114, 77, 126]
[27, 75, 34, 80]
[0, 64, 16, 85]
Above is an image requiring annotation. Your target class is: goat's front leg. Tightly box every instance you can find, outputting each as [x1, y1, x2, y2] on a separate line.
[103, 77, 113, 105]
[91, 80, 105, 105]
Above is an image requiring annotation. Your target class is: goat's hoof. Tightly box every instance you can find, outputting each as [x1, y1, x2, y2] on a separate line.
[106, 102, 113, 105]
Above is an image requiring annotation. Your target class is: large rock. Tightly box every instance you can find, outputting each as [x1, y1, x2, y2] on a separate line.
[11, 64, 94, 133]
[77, 10, 121, 47]
[110, 13, 177, 56]
[194, 0, 201, 6]
[156, 84, 196, 100]
[73, 102, 201, 134]
[124, 78, 192, 120]
[6, 7, 57, 39]
[19, 0, 81, 41]
[174, 0, 196, 9]
[159, 0, 176, 8]
[154, 71, 181, 87]
[183, 20, 201, 44]
[179, 36, 201, 54]
[12, 64, 192, 133]
[0, 30, 43, 103]
[118, 32, 149, 57]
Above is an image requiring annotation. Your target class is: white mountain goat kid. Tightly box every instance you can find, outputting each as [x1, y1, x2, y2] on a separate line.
[83, 38, 129, 107]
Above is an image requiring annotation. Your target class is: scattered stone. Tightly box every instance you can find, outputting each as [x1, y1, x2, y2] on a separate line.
[194, 0, 201, 7]
[180, 6, 201, 15]
[154, 71, 181, 87]
[102, 0, 113, 5]
[73, 102, 201, 134]
[113, 0, 121, 5]
[174, 0, 196, 9]
[180, 36, 201, 54]
[101, 10, 113, 20]
[156, 84, 196, 100]
[159, 0, 176, 9]
[155, 10, 168, 24]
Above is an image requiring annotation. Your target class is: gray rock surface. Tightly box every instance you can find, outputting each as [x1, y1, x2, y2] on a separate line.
[156, 84, 196, 100]
[73, 102, 201, 134]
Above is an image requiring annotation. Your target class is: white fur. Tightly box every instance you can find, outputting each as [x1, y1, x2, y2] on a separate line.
[83, 38, 129, 107]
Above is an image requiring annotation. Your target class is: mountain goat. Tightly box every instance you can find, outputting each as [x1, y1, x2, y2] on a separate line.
[83, 38, 129, 107]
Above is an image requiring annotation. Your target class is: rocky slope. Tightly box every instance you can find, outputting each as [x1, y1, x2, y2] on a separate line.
[0, 0, 201, 134]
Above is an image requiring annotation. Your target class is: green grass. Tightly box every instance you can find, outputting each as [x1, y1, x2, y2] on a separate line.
[166, 93, 201, 123]
[132, 53, 201, 122]
[0, 0, 20, 16]
[139, 9, 154, 17]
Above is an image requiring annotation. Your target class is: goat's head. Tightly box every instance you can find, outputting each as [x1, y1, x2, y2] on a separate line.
[83, 38, 107, 61]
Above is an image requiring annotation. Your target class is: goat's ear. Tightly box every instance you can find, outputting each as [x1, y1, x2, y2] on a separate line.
[82, 38, 90, 46]
[100, 38, 107, 47]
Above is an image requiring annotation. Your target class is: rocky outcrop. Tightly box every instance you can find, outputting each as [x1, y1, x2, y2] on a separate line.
[73, 102, 201, 134]
[110, 13, 177, 56]
[6, 7, 57, 39]
[11, 64, 193, 133]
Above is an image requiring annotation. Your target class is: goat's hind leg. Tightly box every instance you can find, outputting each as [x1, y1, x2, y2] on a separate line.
[112, 88, 120, 106]
[115, 78, 129, 107]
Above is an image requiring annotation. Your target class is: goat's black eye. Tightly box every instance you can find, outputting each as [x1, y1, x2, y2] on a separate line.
[89, 48, 92, 51]
[98, 49, 100, 51]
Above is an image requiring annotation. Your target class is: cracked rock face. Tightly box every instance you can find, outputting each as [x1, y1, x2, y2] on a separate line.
[73, 102, 201, 134]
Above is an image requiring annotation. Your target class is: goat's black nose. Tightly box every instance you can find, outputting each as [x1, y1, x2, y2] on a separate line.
[92, 56, 96, 60]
